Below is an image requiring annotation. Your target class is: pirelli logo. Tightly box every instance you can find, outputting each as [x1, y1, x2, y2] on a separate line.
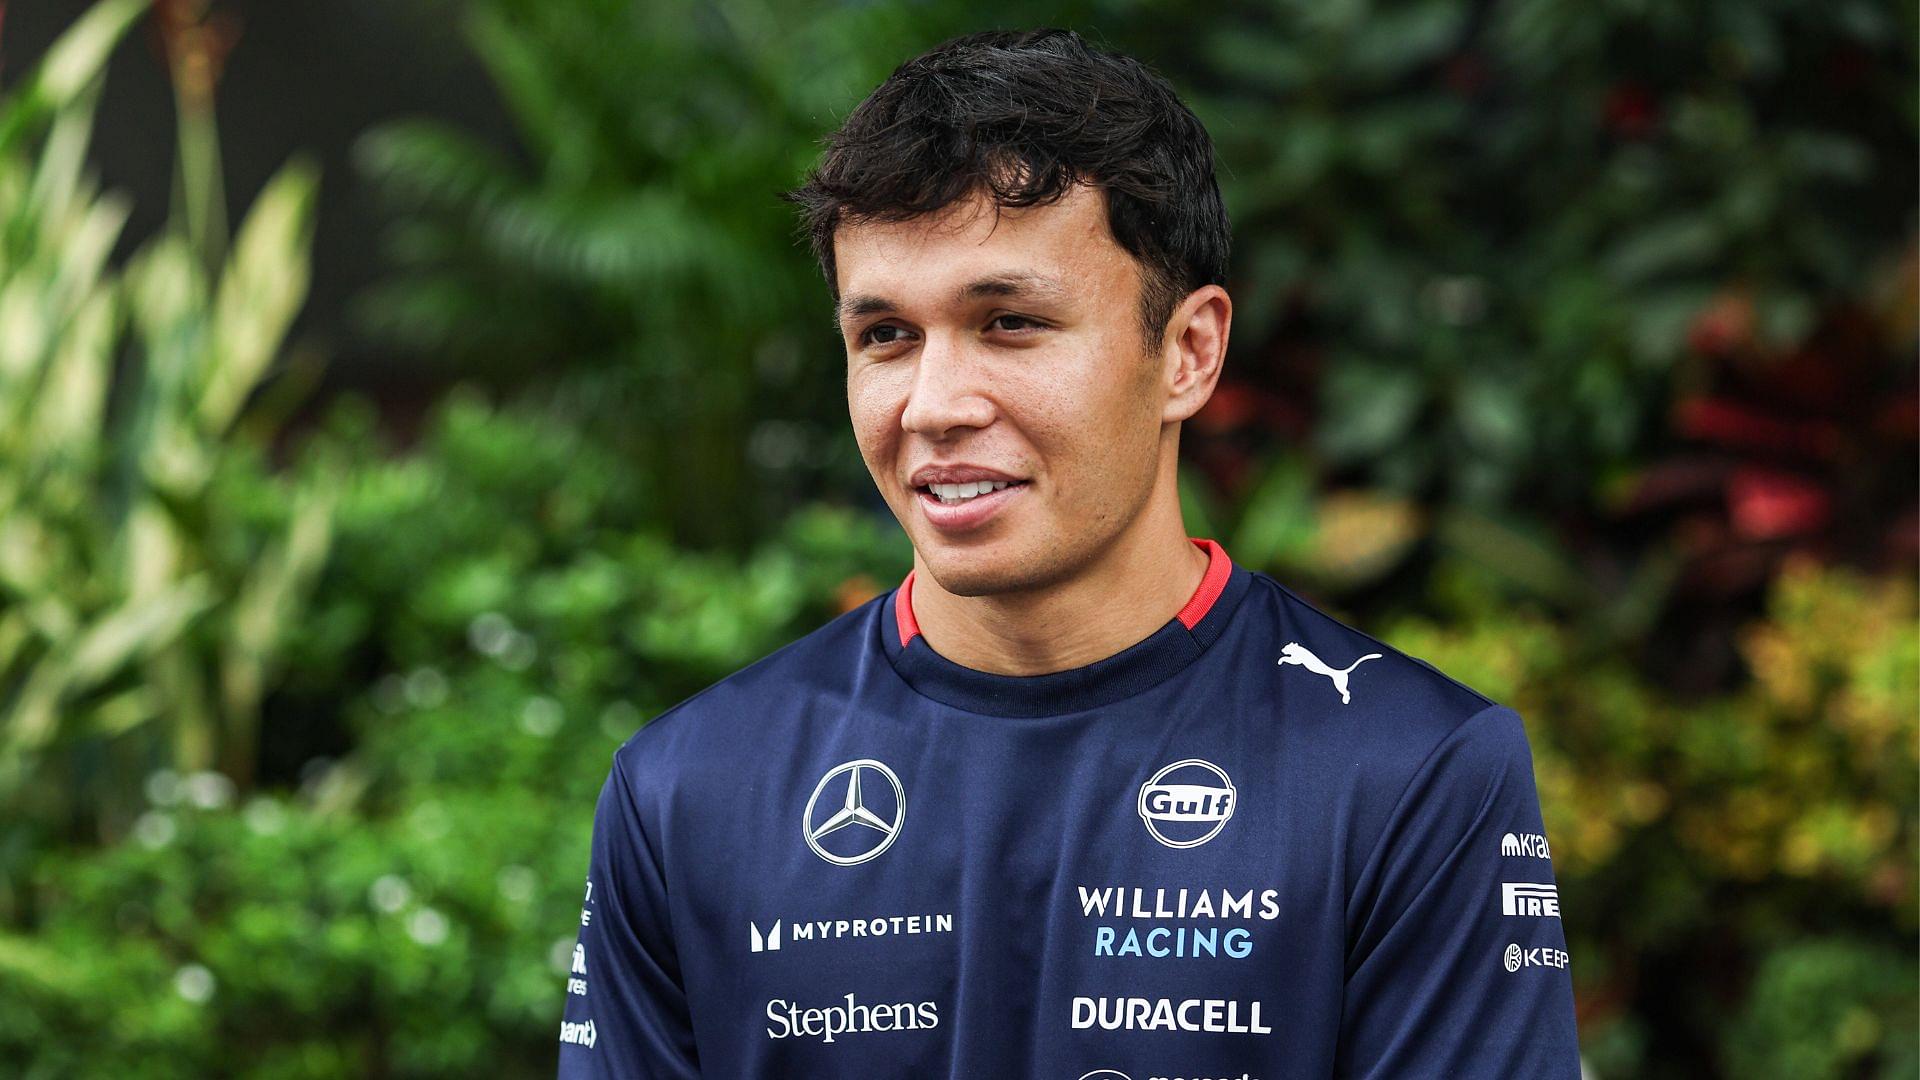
[1500, 882, 1560, 918]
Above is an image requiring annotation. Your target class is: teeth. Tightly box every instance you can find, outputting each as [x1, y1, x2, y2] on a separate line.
[928, 480, 1013, 504]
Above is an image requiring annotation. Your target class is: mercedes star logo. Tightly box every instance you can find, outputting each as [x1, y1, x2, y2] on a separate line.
[803, 758, 905, 866]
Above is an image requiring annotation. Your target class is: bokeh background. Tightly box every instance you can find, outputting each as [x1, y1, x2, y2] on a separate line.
[0, 0, 1914, 1076]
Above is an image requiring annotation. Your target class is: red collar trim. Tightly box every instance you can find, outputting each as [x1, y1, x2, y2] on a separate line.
[894, 537, 1232, 648]
[894, 567, 923, 648]
[1174, 537, 1234, 630]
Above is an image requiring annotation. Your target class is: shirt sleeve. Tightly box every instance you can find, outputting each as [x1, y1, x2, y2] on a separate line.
[1336, 703, 1582, 1078]
[557, 750, 701, 1079]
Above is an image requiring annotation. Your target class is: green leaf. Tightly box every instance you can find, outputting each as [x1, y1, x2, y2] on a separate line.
[5, 576, 214, 754]
[1230, 456, 1317, 572]
[1318, 359, 1425, 462]
[1178, 464, 1222, 543]
[1604, 215, 1723, 286]
[204, 157, 319, 434]
[0, 0, 148, 157]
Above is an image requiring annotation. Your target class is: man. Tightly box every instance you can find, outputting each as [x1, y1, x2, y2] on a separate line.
[558, 28, 1580, 1079]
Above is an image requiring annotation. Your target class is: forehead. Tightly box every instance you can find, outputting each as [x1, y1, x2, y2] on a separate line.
[831, 184, 1136, 309]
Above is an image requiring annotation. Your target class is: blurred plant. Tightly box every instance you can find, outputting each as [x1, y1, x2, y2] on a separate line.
[0, 396, 910, 1077]
[0, 2, 1907, 1076]
[1180, 454, 1427, 593]
[1723, 937, 1919, 1078]
[1181, 0, 1913, 510]
[1386, 554, 1917, 1078]
[1, 424, 1902, 1075]
[353, 0, 1113, 548]
[272, 392, 904, 732]
[0, 0, 327, 910]
[1171, 0, 1916, 705]
[1612, 257, 1917, 603]
[147, 0, 241, 267]
[1163, 0, 1917, 690]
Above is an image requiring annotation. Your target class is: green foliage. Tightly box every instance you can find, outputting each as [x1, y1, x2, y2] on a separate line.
[1187, 0, 1912, 508]
[1385, 554, 1918, 1078]
[0, 0, 329, 906]
[1725, 937, 1919, 1079]
[0, 0, 146, 155]
[0, 396, 909, 1077]
[2, 2, 1909, 1077]
[355, 0, 1183, 547]
[285, 393, 907, 697]
[7, 385, 1905, 1076]
[4, 782, 596, 1080]
[362, 0, 1915, 595]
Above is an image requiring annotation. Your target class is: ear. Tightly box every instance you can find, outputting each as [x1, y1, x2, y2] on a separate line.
[1160, 284, 1232, 424]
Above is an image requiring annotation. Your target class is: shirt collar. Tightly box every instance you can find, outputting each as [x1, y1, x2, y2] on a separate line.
[880, 538, 1252, 718]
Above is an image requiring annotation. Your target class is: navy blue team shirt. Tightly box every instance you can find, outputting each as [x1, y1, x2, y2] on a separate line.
[558, 538, 1581, 1077]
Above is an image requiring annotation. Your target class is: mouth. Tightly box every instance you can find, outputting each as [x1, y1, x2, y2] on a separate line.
[911, 478, 1030, 532]
[915, 479, 1029, 505]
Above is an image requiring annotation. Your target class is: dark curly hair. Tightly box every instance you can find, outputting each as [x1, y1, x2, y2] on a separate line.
[784, 28, 1231, 351]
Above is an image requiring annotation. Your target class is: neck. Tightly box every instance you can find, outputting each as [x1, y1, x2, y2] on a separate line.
[906, 495, 1210, 677]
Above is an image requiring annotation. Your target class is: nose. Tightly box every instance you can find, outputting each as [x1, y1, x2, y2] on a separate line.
[899, 331, 995, 439]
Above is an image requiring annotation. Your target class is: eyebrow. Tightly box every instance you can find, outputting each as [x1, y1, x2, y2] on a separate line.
[836, 273, 1071, 333]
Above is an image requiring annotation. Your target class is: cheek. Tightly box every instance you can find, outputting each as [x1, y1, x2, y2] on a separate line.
[847, 367, 903, 461]
[1037, 355, 1161, 484]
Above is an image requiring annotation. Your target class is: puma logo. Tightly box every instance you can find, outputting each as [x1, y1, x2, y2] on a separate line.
[1277, 642, 1382, 704]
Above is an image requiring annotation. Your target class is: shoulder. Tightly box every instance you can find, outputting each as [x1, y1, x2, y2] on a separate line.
[1245, 569, 1498, 720]
[1234, 574, 1547, 898]
[606, 590, 886, 793]
[1238, 570, 1532, 810]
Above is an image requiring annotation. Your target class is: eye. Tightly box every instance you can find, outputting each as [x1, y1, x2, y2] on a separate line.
[988, 314, 1043, 333]
[857, 323, 912, 348]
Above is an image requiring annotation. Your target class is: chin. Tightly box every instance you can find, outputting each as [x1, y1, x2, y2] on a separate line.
[918, 536, 1070, 598]
[927, 567, 1019, 599]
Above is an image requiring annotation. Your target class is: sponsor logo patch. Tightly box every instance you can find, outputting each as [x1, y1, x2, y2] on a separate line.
[1071, 997, 1271, 1035]
[1076, 886, 1278, 960]
[1138, 760, 1236, 848]
[1501, 832, 1552, 859]
[1500, 881, 1560, 918]
[1082, 1060, 1259, 1068]
[1503, 943, 1571, 972]
[558, 1019, 597, 1048]
[764, 992, 939, 1043]
[748, 912, 954, 954]
[803, 759, 905, 866]
[750, 920, 781, 953]
[1276, 642, 1380, 704]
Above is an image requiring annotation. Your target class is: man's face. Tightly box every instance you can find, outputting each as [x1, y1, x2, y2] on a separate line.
[835, 183, 1172, 597]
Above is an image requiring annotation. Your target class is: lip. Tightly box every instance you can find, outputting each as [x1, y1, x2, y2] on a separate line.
[914, 479, 1028, 533]
[909, 463, 1024, 487]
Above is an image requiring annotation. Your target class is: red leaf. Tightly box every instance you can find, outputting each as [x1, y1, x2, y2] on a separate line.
[1603, 81, 1660, 140]
[1194, 382, 1257, 434]
[1675, 396, 1838, 458]
[1686, 291, 1755, 357]
[1727, 468, 1831, 539]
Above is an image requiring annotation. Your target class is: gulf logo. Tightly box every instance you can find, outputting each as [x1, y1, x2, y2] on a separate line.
[1136, 758, 1236, 848]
